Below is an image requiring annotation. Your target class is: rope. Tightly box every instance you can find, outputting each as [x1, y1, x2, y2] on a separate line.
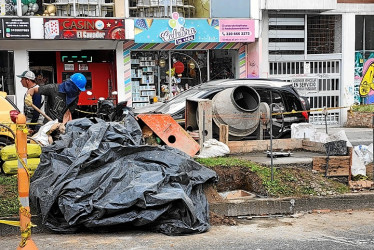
[75, 108, 96, 115]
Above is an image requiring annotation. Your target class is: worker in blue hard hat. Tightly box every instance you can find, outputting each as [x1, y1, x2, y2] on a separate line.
[25, 73, 87, 123]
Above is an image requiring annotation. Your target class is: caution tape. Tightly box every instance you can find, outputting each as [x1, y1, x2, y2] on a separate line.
[0, 220, 20, 227]
[16, 124, 31, 177]
[272, 105, 350, 116]
[19, 222, 36, 248]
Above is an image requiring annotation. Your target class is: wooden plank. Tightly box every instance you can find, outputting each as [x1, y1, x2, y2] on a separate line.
[302, 139, 325, 153]
[312, 156, 350, 176]
[219, 124, 229, 145]
[228, 138, 303, 154]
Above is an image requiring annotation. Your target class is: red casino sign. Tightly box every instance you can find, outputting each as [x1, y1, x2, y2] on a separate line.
[44, 18, 125, 40]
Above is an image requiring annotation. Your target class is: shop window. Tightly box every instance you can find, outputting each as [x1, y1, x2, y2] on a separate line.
[209, 50, 235, 80]
[356, 15, 374, 51]
[129, 0, 209, 18]
[130, 50, 208, 108]
[2, 0, 43, 16]
[211, 0, 250, 18]
[0, 51, 15, 95]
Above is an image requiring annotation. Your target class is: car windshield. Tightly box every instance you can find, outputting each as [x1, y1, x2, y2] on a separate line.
[155, 88, 210, 114]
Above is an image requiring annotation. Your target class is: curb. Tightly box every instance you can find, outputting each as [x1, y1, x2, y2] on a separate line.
[1, 193, 374, 236]
[209, 192, 374, 217]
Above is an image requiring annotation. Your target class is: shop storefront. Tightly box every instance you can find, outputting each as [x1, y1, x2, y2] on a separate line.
[124, 14, 257, 108]
[0, 17, 126, 110]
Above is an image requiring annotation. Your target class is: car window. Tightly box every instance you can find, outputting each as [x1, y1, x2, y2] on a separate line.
[282, 91, 303, 111]
[272, 91, 285, 113]
[156, 89, 210, 114]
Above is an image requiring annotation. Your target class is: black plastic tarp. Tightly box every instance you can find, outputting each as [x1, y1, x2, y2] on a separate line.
[30, 116, 217, 235]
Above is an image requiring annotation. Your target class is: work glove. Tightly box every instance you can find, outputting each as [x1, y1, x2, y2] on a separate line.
[25, 94, 33, 107]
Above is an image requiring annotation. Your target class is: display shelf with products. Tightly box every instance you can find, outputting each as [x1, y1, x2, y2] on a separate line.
[131, 53, 159, 109]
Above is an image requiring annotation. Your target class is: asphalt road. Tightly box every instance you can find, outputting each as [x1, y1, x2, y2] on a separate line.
[1, 209, 373, 250]
[316, 127, 373, 146]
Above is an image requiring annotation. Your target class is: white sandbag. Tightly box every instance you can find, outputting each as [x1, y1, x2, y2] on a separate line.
[354, 144, 373, 166]
[326, 130, 352, 147]
[310, 132, 329, 143]
[291, 123, 316, 139]
[197, 139, 230, 158]
[31, 119, 59, 146]
[351, 150, 367, 176]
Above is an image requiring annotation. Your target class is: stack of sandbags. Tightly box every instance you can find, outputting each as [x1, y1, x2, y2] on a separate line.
[1, 143, 41, 175]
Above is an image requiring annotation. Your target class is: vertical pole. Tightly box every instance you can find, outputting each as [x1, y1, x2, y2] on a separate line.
[16, 114, 37, 250]
[168, 51, 172, 99]
[372, 113, 374, 182]
[324, 107, 328, 134]
[270, 92, 274, 182]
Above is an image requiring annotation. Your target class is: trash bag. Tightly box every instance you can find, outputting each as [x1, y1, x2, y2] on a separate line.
[30, 116, 217, 235]
[324, 140, 347, 156]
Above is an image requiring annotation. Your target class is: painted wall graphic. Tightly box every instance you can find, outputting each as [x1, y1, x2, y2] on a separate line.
[246, 43, 259, 78]
[356, 51, 374, 104]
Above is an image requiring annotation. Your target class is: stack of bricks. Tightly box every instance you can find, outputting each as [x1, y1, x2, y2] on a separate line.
[345, 111, 373, 128]
[312, 147, 352, 178]
[349, 180, 374, 190]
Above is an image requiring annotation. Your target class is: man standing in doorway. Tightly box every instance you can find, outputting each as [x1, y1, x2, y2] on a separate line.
[17, 70, 43, 133]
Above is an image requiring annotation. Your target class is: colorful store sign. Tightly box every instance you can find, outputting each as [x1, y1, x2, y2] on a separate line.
[219, 19, 255, 42]
[0, 18, 31, 39]
[44, 18, 125, 40]
[135, 16, 219, 44]
[135, 15, 255, 44]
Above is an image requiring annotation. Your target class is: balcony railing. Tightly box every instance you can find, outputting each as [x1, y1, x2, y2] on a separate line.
[129, 0, 196, 18]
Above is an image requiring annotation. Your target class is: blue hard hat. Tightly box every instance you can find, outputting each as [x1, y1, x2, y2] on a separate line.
[70, 73, 87, 91]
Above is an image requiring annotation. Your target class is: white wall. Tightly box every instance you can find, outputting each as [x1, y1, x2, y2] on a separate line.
[259, 11, 269, 78]
[340, 13, 356, 126]
[263, 0, 336, 10]
[116, 41, 126, 103]
[13, 50, 29, 112]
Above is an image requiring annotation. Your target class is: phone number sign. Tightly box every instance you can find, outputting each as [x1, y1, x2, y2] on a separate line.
[219, 19, 255, 42]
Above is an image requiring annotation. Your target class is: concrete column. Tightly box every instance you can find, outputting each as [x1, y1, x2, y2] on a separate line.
[14, 50, 28, 110]
[340, 13, 355, 126]
[259, 10, 269, 78]
[115, 0, 125, 18]
[116, 41, 125, 103]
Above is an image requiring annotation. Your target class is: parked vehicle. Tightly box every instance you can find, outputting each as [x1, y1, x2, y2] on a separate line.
[134, 79, 310, 139]
[85, 91, 130, 122]
[0, 92, 20, 146]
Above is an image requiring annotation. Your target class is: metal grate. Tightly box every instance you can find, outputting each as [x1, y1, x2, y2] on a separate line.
[307, 15, 341, 54]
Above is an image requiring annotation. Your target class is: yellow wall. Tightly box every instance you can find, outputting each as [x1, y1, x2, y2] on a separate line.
[115, 0, 125, 17]
[195, 0, 210, 18]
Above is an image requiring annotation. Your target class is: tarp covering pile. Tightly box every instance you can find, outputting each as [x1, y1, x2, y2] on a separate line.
[30, 116, 217, 235]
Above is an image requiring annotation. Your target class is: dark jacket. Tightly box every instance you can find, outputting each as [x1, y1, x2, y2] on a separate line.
[38, 82, 79, 123]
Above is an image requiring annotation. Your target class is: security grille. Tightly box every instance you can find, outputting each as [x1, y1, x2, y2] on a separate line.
[269, 60, 341, 125]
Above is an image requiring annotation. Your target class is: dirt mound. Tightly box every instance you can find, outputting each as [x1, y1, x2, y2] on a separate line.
[209, 211, 237, 226]
[212, 166, 267, 195]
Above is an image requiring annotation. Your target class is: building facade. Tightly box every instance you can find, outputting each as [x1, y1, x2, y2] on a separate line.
[260, 0, 374, 126]
[1, 0, 373, 127]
